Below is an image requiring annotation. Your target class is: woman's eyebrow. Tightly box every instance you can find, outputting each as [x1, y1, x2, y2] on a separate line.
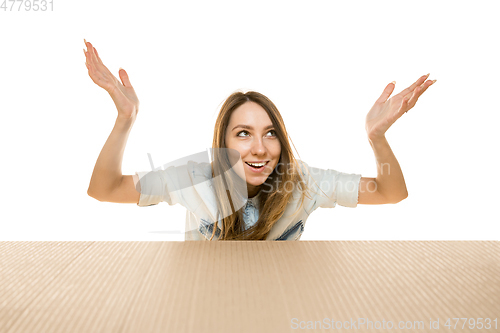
[232, 124, 274, 131]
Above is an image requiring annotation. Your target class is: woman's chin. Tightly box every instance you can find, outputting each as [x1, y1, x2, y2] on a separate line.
[246, 176, 267, 187]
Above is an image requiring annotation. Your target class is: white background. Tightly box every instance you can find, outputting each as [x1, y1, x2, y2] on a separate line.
[1, 0, 498, 241]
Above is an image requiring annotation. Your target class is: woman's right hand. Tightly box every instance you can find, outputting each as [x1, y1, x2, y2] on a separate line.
[84, 39, 139, 119]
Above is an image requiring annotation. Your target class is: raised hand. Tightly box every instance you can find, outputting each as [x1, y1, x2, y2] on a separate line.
[84, 39, 139, 119]
[365, 74, 436, 141]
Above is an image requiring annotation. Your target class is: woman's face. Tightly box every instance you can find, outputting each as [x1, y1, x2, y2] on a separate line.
[225, 101, 281, 197]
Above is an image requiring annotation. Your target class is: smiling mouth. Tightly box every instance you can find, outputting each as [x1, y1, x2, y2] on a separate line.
[245, 161, 269, 170]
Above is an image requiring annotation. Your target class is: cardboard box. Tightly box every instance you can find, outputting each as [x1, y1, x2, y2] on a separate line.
[1, 241, 499, 332]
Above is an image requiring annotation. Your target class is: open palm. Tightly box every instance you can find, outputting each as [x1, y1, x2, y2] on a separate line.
[365, 74, 436, 141]
[84, 39, 139, 119]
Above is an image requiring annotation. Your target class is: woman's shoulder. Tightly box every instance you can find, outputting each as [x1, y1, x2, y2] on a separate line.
[295, 159, 308, 174]
[294, 159, 313, 180]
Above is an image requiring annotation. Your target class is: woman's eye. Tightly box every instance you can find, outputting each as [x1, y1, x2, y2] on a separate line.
[237, 131, 249, 137]
[237, 130, 276, 137]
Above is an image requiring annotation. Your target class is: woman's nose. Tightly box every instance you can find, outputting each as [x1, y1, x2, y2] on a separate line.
[250, 138, 266, 155]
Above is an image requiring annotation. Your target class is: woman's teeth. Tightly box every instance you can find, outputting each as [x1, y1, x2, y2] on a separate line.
[246, 162, 267, 168]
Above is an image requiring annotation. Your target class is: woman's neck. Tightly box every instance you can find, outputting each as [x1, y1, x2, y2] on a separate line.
[247, 185, 261, 198]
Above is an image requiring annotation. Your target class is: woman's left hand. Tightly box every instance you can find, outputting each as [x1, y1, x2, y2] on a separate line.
[365, 74, 436, 141]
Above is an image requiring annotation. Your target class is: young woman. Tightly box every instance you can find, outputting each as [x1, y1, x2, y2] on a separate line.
[85, 40, 436, 241]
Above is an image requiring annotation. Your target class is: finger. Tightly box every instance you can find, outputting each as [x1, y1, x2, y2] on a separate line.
[399, 96, 410, 115]
[376, 81, 396, 104]
[83, 49, 94, 73]
[398, 74, 430, 97]
[84, 42, 95, 68]
[93, 46, 104, 66]
[402, 78, 435, 102]
[86, 42, 110, 76]
[418, 79, 436, 96]
[87, 42, 99, 66]
[406, 85, 421, 108]
[86, 57, 98, 78]
[119, 68, 133, 88]
[84, 48, 102, 81]
[84, 39, 96, 66]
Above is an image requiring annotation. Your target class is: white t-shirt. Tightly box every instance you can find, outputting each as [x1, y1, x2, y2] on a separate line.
[133, 160, 362, 241]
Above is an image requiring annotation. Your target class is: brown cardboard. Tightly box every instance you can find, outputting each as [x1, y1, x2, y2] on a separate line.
[1, 241, 499, 332]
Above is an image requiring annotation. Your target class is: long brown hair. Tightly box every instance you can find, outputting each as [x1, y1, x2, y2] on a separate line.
[209, 90, 314, 240]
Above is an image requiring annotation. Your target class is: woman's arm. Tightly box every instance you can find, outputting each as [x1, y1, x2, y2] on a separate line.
[358, 74, 436, 205]
[84, 39, 140, 200]
[87, 116, 136, 200]
[358, 136, 407, 204]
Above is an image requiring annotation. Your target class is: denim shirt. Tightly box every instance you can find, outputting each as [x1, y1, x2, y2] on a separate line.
[134, 160, 361, 241]
[243, 192, 260, 230]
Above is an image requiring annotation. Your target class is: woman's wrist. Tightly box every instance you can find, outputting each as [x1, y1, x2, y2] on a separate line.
[115, 113, 137, 129]
[368, 133, 386, 145]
